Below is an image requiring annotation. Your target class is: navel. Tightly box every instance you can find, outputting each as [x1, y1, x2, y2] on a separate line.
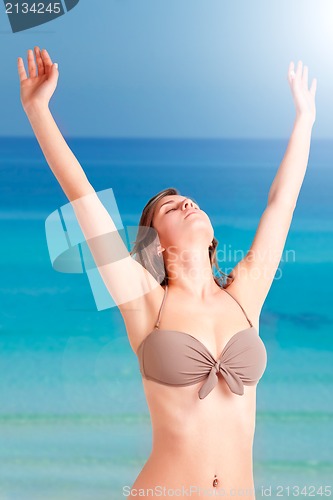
[212, 473, 219, 487]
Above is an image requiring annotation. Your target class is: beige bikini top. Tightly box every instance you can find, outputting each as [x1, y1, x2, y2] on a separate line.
[136, 285, 267, 399]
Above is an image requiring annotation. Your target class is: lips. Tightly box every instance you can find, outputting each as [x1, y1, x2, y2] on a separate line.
[184, 210, 198, 219]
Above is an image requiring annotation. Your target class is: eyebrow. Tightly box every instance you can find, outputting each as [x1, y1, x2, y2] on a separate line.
[159, 200, 179, 211]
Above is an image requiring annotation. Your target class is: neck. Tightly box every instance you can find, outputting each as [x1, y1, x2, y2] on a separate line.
[165, 247, 220, 299]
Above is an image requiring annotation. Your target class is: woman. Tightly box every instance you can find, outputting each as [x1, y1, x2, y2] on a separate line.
[17, 48, 317, 497]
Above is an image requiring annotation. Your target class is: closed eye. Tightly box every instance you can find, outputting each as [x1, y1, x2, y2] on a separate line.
[164, 200, 200, 214]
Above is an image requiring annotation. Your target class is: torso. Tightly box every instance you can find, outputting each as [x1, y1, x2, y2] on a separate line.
[125, 283, 261, 499]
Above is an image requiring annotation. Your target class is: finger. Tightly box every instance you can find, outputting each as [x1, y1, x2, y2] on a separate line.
[27, 48, 37, 78]
[34, 46, 45, 76]
[302, 65, 308, 88]
[17, 57, 28, 82]
[40, 48, 53, 74]
[288, 61, 295, 84]
[296, 60, 303, 81]
[310, 78, 317, 98]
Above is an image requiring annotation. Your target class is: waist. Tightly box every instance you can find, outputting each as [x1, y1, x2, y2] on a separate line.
[152, 416, 255, 456]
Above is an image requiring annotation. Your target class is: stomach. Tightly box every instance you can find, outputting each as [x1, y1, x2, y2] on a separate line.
[128, 378, 258, 499]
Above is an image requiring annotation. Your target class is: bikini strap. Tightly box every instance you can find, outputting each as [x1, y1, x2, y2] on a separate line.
[222, 288, 253, 328]
[154, 284, 168, 329]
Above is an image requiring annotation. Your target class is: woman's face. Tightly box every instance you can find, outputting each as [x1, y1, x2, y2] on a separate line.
[152, 195, 214, 251]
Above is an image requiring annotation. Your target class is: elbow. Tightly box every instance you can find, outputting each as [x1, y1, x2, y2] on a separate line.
[66, 181, 96, 203]
[267, 193, 296, 211]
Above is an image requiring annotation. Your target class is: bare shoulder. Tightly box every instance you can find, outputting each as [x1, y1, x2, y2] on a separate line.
[118, 283, 166, 355]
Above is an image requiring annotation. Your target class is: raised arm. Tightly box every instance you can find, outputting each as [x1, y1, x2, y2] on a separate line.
[18, 47, 93, 201]
[17, 47, 162, 331]
[267, 60, 316, 208]
[228, 61, 317, 317]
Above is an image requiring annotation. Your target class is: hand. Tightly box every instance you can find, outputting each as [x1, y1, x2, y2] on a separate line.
[17, 47, 59, 113]
[287, 60, 317, 125]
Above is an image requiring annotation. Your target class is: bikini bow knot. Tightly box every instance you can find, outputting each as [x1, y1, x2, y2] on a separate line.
[198, 358, 244, 399]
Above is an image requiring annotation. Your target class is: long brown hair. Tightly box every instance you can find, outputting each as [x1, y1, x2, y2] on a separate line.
[129, 187, 233, 288]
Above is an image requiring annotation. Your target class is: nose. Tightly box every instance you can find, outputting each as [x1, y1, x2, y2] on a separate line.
[182, 198, 195, 210]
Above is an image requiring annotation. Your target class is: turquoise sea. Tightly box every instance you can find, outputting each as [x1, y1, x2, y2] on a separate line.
[0, 137, 332, 499]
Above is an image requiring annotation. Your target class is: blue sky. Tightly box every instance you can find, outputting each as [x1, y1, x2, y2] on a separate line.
[1, 0, 332, 138]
